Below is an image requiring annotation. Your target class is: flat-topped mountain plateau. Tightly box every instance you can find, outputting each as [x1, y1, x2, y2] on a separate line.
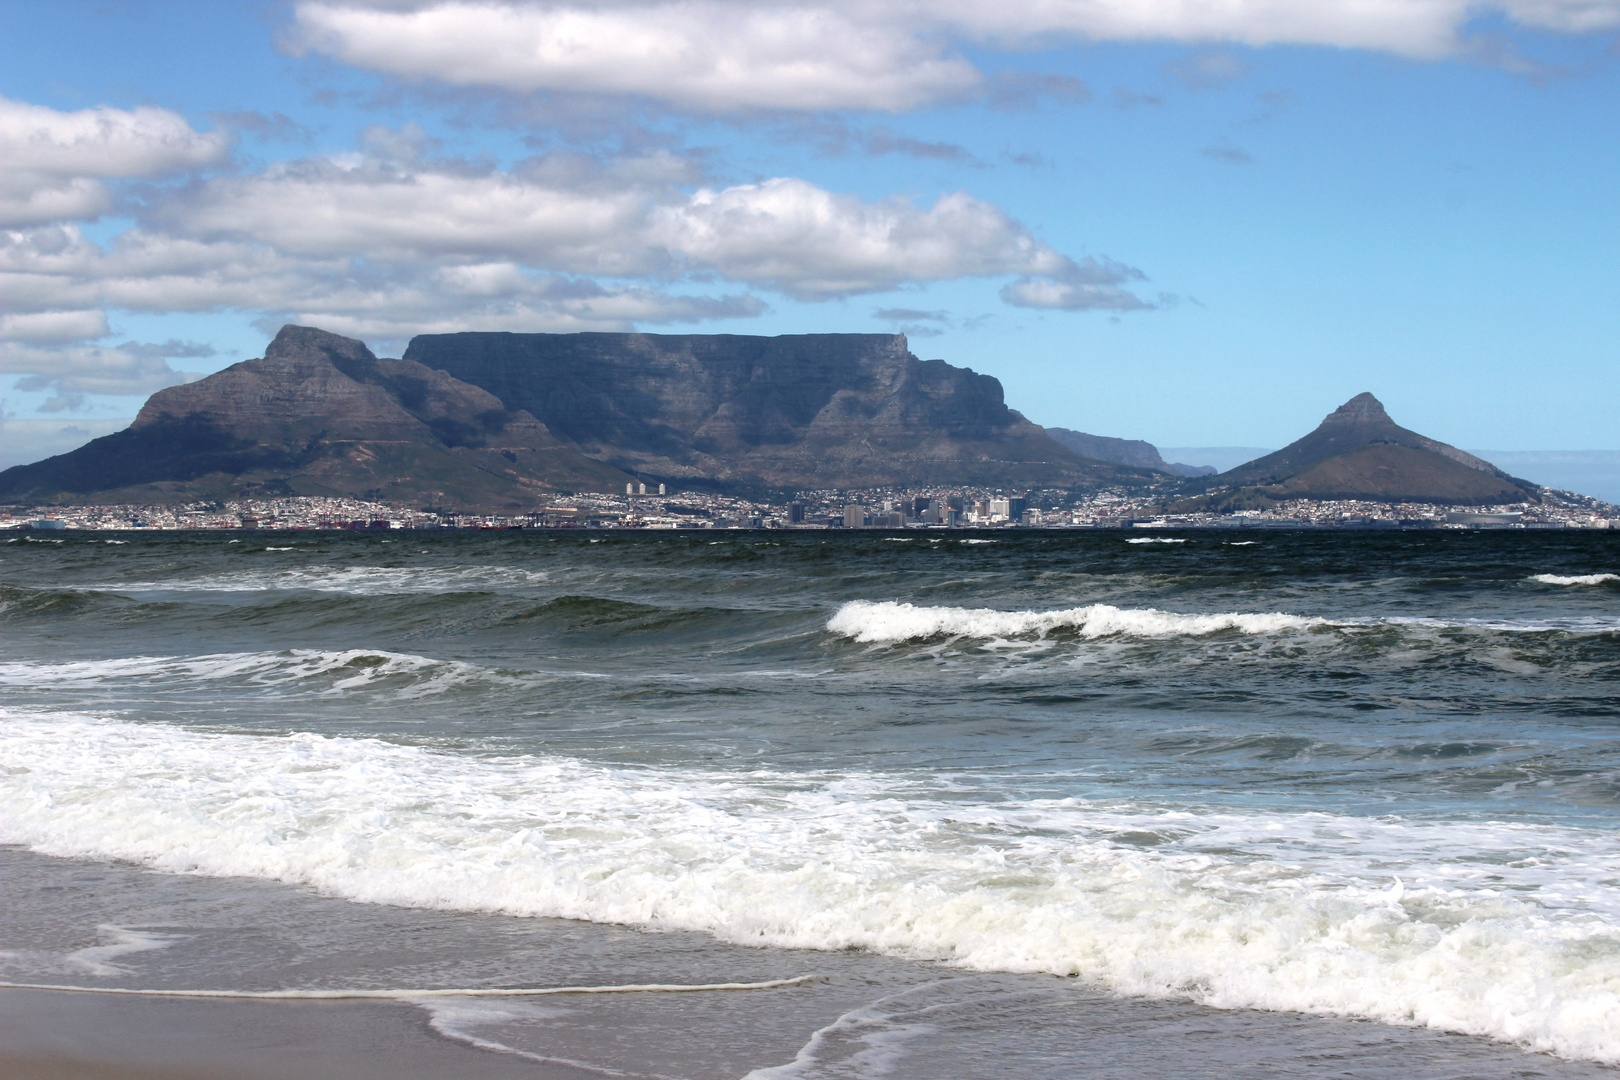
[0, 326, 1153, 509]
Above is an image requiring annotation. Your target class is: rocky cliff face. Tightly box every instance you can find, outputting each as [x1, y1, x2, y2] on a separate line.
[402, 331, 1144, 489]
[0, 326, 630, 508]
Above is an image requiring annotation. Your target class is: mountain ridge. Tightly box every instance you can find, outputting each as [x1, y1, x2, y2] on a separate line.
[0, 325, 631, 509]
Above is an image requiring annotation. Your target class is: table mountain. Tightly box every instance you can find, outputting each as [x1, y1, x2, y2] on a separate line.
[1177, 393, 1539, 509]
[0, 325, 629, 509]
[402, 331, 1151, 491]
[1, 326, 1155, 508]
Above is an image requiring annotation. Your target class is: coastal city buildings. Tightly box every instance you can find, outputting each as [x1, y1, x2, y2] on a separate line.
[2, 487, 1614, 532]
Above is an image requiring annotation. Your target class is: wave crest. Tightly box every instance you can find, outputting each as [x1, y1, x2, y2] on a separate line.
[1531, 573, 1619, 586]
[826, 601, 1321, 643]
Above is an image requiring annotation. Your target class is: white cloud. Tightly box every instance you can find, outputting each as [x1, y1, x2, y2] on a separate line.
[290, 1, 1620, 115]
[0, 221, 770, 357]
[140, 149, 1087, 300]
[0, 96, 226, 227]
[0, 310, 109, 344]
[0, 341, 197, 411]
[291, 1, 979, 112]
[0, 115, 1153, 403]
[650, 179, 1071, 297]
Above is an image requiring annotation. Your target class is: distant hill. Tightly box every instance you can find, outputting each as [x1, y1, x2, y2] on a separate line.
[1464, 450, 1620, 505]
[0, 326, 630, 510]
[1044, 428, 1216, 477]
[0, 326, 1159, 508]
[1176, 393, 1540, 509]
[402, 331, 1155, 491]
[1156, 447, 1275, 474]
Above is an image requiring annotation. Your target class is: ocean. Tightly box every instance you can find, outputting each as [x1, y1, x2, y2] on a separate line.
[2, 527, 1619, 1078]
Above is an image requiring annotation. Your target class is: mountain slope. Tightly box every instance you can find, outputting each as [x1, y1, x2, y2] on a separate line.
[402, 331, 1156, 490]
[1044, 428, 1215, 477]
[0, 326, 630, 509]
[1178, 393, 1538, 508]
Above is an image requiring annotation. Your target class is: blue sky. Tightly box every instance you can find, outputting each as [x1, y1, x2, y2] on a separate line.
[1, 0, 1616, 466]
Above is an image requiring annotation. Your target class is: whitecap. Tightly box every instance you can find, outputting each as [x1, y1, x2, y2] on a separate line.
[1126, 537, 1186, 544]
[1530, 573, 1619, 586]
[827, 600, 1320, 643]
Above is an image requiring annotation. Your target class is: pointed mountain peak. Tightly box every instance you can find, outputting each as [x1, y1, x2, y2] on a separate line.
[253, 324, 380, 384]
[1322, 392, 1391, 426]
[264, 324, 377, 365]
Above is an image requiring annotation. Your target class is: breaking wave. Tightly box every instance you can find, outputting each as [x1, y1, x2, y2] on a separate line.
[827, 601, 1322, 643]
[1531, 573, 1619, 586]
[4, 715, 1620, 1064]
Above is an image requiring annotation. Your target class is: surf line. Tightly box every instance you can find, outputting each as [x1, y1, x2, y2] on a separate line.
[0, 975, 818, 1000]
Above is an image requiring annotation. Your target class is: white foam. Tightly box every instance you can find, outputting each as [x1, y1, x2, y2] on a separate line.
[827, 601, 1321, 643]
[7, 715, 1620, 1062]
[65, 926, 177, 976]
[1126, 537, 1186, 544]
[0, 925, 175, 979]
[0, 649, 495, 698]
[1531, 573, 1619, 586]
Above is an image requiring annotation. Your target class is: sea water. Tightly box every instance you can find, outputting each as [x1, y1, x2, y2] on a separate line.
[2, 528, 1618, 1077]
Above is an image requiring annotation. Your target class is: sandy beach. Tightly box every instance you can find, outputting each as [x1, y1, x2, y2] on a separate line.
[0, 988, 585, 1080]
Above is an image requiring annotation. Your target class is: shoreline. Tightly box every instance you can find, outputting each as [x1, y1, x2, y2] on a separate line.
[0, 987, 590, 1080]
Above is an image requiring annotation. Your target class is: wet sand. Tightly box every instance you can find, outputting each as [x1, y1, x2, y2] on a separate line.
[0, 988, 585, 1080]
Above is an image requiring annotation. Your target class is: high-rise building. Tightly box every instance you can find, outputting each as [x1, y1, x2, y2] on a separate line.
[912, 496, 931, 517]
[843, 504, 866, 528]
[1007, 497, 1028, 520]
[788, 502, 805, 523]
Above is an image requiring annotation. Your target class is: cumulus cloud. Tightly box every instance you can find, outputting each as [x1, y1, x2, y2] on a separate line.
[0, 222, 769, 349]
[290, 1, 980, 112]
[0, 101, 1154, 403]
[648, 180, 1071, 297]
[289, 0, 1620, 115]
[0, 96, 226, 226]
[132, 146, 1085, 300]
